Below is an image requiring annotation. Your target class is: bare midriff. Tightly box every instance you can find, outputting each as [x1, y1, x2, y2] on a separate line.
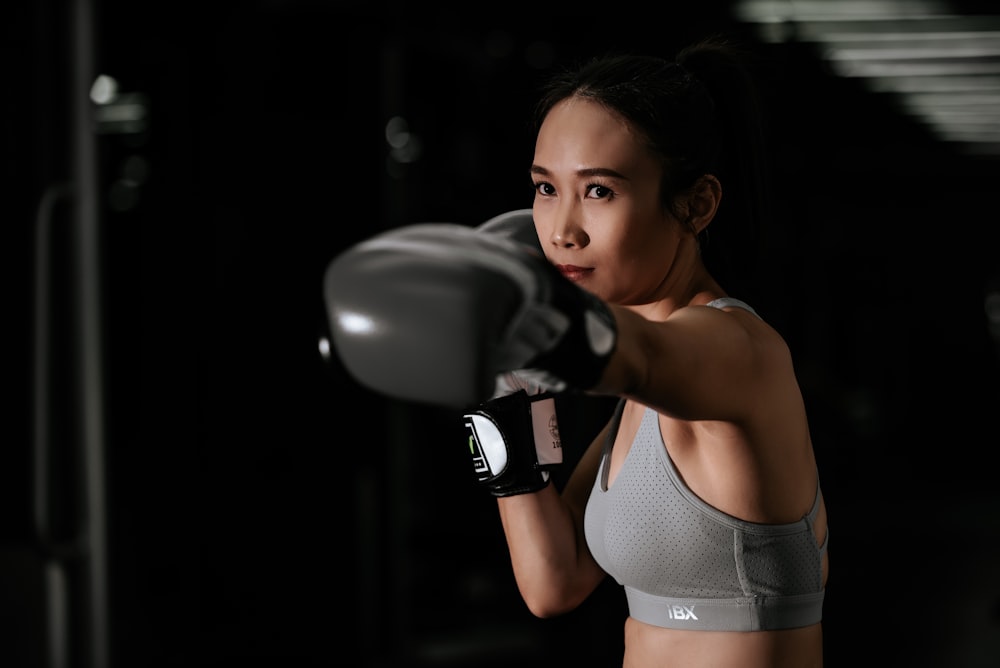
[623, 618, 824, 668]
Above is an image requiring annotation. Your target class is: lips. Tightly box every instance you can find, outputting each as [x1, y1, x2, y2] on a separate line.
[555, 264, 592, 281]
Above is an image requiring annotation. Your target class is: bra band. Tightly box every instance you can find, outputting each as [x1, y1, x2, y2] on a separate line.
[625, 587, 826, 632]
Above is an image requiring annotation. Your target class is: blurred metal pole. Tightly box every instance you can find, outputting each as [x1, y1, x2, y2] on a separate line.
[70, 0, 110, 666]
[33, 183, 72, 668]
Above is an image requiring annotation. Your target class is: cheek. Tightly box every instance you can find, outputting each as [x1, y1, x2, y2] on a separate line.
[531, 207, 558, 247]
[612, 225, 678, 296]
[613, 219, 672, 267]
[590, 230, 651, 295]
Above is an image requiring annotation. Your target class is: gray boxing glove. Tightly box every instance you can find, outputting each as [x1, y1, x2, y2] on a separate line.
[322, 222, 617, 408]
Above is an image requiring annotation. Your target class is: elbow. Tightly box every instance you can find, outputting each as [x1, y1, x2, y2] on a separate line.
[523, 598, 572, 619]
[520, 586, 587, 619]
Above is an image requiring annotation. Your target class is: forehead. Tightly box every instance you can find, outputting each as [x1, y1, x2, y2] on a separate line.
[534, 97, 650, 172]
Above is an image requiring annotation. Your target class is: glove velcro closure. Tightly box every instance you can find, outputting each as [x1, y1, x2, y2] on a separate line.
[463, 389, 562, 497]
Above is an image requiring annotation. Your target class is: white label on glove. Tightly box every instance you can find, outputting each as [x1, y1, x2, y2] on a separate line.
[466, 413, 509, 480]
[530, 397, 563, 466]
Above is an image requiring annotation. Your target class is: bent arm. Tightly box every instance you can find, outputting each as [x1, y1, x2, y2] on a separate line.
[496, 422, 609, 617]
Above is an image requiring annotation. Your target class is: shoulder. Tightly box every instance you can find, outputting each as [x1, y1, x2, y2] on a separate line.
[667, 299, 793, 372]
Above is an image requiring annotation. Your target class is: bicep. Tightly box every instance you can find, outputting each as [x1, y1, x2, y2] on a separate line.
[605, 305, 780, 422]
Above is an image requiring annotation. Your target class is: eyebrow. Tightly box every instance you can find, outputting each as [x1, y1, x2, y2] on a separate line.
[530, 165, 630, 180]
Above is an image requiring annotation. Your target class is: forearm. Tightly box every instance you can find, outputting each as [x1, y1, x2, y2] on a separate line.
[496, 482, 604, 618]
[591, 305, 655, 399]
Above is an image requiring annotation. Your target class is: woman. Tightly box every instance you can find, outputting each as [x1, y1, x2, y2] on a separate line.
[322, 32, 830, 668]
[489, 36, 829, 667]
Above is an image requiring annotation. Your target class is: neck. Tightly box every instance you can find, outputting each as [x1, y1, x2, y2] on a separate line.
[628, 240, 723, 321]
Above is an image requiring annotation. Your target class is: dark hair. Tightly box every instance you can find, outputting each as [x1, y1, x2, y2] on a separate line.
[532, 35, 770, 294]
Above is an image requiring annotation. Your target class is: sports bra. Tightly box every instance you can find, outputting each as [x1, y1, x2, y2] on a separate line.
[582, 298, 827, 632]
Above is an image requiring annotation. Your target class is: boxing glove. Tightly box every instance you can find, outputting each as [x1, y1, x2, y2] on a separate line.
[476, 208, 541, 252]
[322, 222, 617, 408]
[464, 371, 563, 497]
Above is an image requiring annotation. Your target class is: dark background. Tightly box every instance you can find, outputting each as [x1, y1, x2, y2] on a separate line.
[3, 1, 999, 666]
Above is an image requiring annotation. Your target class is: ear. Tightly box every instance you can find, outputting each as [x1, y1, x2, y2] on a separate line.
[685, 174, 721, 235]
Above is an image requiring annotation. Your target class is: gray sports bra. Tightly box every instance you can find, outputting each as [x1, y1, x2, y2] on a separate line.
[582, 298, 827, 632]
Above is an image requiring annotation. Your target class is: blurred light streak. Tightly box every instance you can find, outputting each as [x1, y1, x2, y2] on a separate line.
[735, 0, 1000, 156]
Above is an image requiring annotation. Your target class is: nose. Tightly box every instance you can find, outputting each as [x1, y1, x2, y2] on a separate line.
[546, 203, 589, 249]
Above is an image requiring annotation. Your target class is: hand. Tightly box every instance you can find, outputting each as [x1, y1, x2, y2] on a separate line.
[464, 372, 563, 496]
[492, 371, 564, 469]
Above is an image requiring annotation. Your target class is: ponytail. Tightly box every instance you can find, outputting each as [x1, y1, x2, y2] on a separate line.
[677, 36, 771, 296]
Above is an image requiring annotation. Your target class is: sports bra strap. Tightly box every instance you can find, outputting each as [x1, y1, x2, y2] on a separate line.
[705, 297, 759, 317]
[806, 482, 829, 556]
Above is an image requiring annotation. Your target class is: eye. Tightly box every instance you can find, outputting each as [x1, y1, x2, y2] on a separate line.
[586, 184, 613, 199]
[533, 181, 556, 196]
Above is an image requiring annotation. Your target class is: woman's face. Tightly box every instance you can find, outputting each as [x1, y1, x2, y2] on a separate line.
[531, 97, 686, 307]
